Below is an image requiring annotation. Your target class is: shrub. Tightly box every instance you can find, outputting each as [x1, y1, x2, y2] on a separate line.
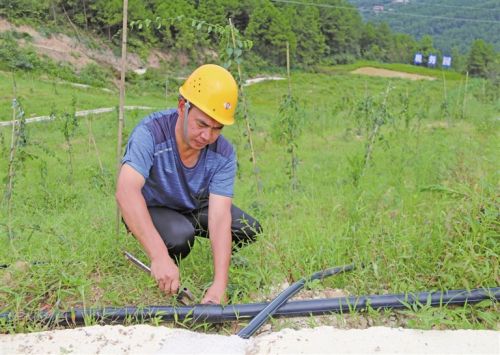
[78, 63, 112, 87]
[0, 31, 41, 70]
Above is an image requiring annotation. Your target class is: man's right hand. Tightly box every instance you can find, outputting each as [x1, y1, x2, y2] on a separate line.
[150, 256, 180, 295]
[117, 165, 181, 297]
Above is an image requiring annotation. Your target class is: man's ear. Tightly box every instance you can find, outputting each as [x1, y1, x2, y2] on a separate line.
[178, 98, 186, 117]
[178, 98, 185, 110]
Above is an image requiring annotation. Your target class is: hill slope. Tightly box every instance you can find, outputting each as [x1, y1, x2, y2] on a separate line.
[347, 0, 500, 53]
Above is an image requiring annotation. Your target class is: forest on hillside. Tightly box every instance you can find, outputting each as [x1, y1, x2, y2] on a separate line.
[0, 0, 498, 77]
[347, 0, 500, 53]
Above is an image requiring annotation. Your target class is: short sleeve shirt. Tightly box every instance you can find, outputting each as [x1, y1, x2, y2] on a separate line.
[122, 109, 236, 212]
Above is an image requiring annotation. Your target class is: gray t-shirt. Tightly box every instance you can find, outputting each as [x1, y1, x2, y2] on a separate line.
[122, 109, 236, 212]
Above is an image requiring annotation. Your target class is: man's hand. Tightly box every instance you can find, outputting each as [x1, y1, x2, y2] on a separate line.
[201, 282, 227, 304]
[203, 194, 232, 304]
[150, 256, 180, 295]
[117, 164, 180, 296]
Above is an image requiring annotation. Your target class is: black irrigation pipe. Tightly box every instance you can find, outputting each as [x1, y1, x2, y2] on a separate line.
[238, 263, 355, 338]
[1, 287, 498, 330]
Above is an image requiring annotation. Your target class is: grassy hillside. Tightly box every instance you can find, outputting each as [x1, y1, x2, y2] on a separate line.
[1, 67, 499, 333]
[0, 71, 169, 121]
[347, 0, 500, 53]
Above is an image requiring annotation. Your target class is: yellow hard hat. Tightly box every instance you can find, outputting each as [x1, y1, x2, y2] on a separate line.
[179, 64, 238, 125]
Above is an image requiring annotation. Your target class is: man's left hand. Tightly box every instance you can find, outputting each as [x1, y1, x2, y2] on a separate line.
[201, 283, 227, 305]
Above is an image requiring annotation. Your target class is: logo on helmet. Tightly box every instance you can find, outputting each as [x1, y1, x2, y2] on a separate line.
[224, 102, 231, 110]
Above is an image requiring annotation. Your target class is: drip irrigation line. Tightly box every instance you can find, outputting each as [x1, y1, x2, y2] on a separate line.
[238, 263, 355, 339]
[1, 287, 498, 330]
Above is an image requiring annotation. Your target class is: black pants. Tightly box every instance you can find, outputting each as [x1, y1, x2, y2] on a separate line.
[146, 203, 262, 261]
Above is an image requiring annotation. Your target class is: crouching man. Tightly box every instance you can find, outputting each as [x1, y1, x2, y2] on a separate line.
[116, 64, 262, 304]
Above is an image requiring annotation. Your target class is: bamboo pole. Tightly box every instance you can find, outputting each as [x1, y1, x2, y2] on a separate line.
[228, 18, 261, 193]
[442, 70, 449, 127]
[462, 71, 469, 119]
[286, 41, 291, 96]
[115, 0, 129, 236]
[165, 78, 169, 103]
[7, 90, 17, 240]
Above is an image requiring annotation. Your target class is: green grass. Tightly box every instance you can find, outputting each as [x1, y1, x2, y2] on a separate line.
[0, 70, 171, 120]
[0, 66, 499, 334]
[318, 60, 464, 81]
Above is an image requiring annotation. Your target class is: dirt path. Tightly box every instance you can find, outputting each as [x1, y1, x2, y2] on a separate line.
[244, 76, 284, 86]
[0, 106, 154, 127]
[352, 67, 436, 81]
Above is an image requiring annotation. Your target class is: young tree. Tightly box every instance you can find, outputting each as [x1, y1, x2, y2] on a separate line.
[467, 39, 496, 77]
[0, 0, 51, 21]
[147, 0, 201, 54]
[288, 5, 326, 67]
[417, 35, 439, 65]
[318, 0, 362, 64]
[389, 33, 417, 63]
[450, 47, 466, 73]
[245, 1, 295, 66]
[360, 22, 396, 62]
[89, 0, 123, 40]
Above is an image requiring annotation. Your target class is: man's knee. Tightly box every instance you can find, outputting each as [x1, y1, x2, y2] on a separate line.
[165, 224, 195, 261]
[149, 207, 196, 261]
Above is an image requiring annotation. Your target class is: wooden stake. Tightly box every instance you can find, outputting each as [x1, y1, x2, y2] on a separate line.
[115, 0, 128, 236]
[165, 78, 169, 102]
[286, 41, 291, 96]
[462, 71, 469, 119]
[229, 18, 262, 193]
[442, 70, 450, 127]
[7, 82, 17, 240]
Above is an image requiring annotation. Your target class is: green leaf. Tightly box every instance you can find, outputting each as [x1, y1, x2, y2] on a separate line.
[226, 47, 233, 56]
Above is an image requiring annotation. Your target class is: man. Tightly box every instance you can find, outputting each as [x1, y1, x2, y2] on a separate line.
[116, 64, 261, 304]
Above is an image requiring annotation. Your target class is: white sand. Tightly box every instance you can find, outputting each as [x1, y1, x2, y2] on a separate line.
[0, 325, 247, 354]
[248, 326, 500, 354]
[1, 325, 499, 354]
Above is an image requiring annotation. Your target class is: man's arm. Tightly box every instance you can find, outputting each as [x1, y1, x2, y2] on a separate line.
[116, 164, 180, 295]
[201, 193, 232, 304]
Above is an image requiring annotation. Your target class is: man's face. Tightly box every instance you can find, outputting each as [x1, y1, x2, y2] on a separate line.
[184, 104, 224, 150]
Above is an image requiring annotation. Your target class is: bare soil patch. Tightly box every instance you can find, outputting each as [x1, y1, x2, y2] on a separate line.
[352, 67, 436, 81]
[0, 18, 165, 72]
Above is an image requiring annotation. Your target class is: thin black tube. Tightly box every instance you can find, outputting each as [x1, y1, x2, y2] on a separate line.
[1, 287, 498, 327]
[237, 263, 355, 339]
